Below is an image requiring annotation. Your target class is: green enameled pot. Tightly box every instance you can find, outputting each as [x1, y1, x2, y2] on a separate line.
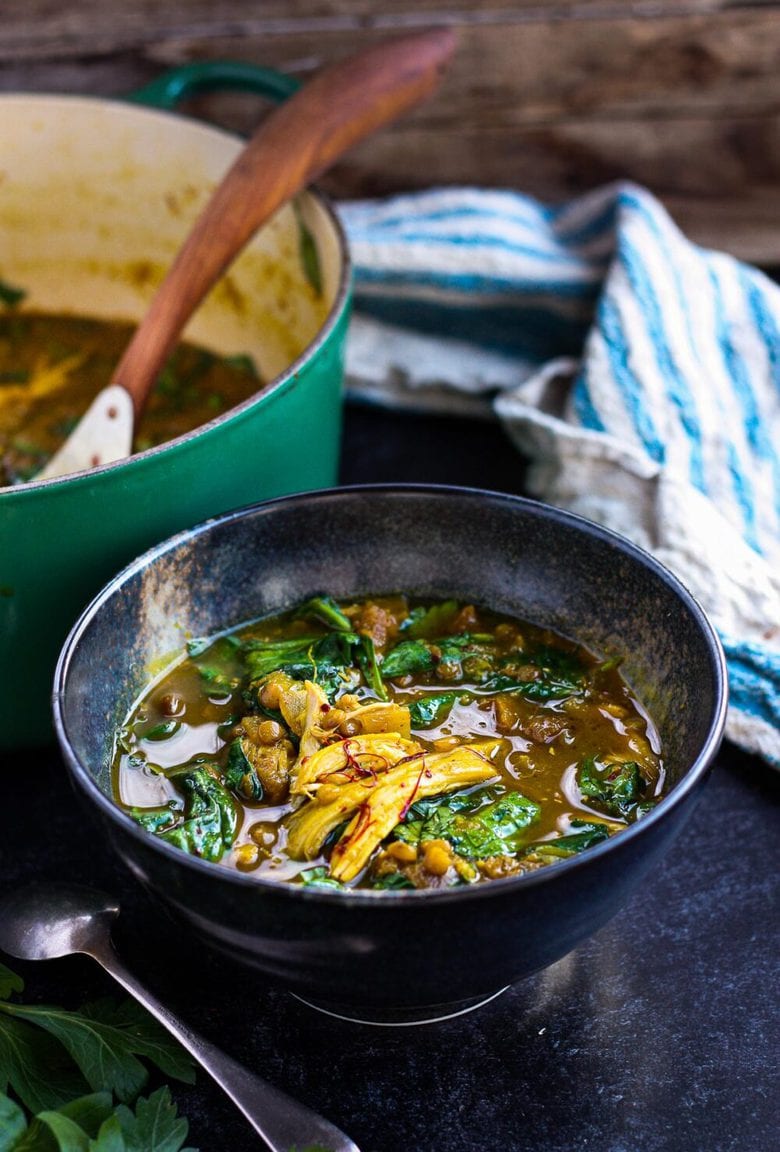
[0, 65, 352, 747]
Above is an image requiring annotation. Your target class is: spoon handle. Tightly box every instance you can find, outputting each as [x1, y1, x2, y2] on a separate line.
[88, 938, 360, 1152]
[112, 28, 455, 417]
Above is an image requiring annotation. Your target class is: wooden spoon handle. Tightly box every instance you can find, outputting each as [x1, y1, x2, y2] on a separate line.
[112, 28, 456, 415]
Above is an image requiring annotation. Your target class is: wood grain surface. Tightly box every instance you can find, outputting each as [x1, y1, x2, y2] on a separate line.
[3, 0, 780, 264]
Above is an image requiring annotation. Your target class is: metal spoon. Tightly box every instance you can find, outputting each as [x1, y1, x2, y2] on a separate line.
[0, 882, 361, 1152]
[35, 28, 455, 480]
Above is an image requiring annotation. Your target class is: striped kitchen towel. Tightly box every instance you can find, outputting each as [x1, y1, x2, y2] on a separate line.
[338, 183, 780, 767]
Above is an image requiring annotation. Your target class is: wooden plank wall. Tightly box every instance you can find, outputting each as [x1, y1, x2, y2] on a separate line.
[3, 1, 780, 264]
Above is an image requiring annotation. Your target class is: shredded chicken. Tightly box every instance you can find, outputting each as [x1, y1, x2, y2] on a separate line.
[287, 741, 501, 882]
[297, 680, 332, 761]
[292, 732, 421, 798]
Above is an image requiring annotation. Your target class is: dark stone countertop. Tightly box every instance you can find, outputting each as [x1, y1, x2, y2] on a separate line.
[2, 402, 778, 1152]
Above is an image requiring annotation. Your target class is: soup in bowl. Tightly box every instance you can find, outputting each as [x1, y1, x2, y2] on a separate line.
[53, 486, 727, 1021]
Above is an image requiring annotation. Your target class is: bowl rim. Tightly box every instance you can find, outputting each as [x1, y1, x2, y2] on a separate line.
[52, 482, 729, 907]
[0, 92, 352, 497]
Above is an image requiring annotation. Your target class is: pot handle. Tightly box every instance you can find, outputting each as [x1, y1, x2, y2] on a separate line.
[127, 59, 301, 110]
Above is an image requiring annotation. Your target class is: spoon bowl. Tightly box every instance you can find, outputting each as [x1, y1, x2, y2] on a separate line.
[0, 881, 361, 1152]
[0, 882, 119, 961]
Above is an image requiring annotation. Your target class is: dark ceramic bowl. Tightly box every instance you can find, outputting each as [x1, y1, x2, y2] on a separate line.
[53, 485, 728, 1022]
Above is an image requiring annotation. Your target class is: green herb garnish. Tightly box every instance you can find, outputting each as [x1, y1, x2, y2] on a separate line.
[0, 960, 196, 1150]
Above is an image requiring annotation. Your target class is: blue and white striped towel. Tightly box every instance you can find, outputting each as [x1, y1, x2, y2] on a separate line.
[338, 183, 780, 768]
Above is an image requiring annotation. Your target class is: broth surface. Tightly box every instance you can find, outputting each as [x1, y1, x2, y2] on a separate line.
[0, 311, 260, 484]
[114, 595, 666, 891]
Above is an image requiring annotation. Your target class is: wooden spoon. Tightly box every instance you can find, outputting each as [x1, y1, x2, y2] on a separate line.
[36, 29, 455, 481]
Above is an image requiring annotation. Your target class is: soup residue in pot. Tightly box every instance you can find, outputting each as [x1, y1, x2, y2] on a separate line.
[113, 595, 667, 892]
[0, 311, 260, 485]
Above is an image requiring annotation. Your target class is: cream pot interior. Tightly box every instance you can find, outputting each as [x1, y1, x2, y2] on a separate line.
[1, 94, 344, 375]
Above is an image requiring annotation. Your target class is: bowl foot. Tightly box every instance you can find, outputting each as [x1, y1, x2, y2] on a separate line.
[290, 985, 510, 1026]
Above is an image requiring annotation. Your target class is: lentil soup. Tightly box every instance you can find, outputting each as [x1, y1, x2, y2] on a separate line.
[114, 595, 666, 891]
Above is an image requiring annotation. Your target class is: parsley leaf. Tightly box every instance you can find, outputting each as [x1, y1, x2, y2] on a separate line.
[2, 1001, 158, 1103]
[0, 1013, 90, 1114]
[0, 1086, 195, 1152]
[0, 1090, 27, 1148]
[0, 965, 196, 1152]
[0, 965, 23, 1001]
[113, 1086, 195, 1152]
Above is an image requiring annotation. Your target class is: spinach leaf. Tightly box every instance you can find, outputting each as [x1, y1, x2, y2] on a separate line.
[481, 661, 584, 700]
[354, 634, 388, 701]
[128, 805, 180, 835]
[408, 693, 460, 728]
[307, 632, 364, 699]
[524, 645, 586, 698]
[244, 636, 321, 680]
[431, 634, 496, 683]
[244, 632, 361, 700]
[578, 757, 645, 817]
[371, 873, 415, 890]
[0, 278, 26, 308]
[297, 867, 343, 890]
[186, 634, 243, 695]
[380, 639, 435, 679]
[381, 632, 580, 700]
[396, 786, 540, 859]
[530, 644, 585, 681]
[399, 601, 459, 638]
[401, 786, 486, 823]
[224, 738, 264, 802]
[530, 820, 611, 858]
[435, 633, 494, 656]
[294, 203, 323, 297]
[138, 720, 181, 743]
[159, 766, 238, 861]
[294, 595, 352, 632]
[222, 352, 259, 380]
[446, 792, 541, 858]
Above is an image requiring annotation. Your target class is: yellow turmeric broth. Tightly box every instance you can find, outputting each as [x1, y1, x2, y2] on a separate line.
[0, 312, 260, 485]
[113, 595, 667, 892]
